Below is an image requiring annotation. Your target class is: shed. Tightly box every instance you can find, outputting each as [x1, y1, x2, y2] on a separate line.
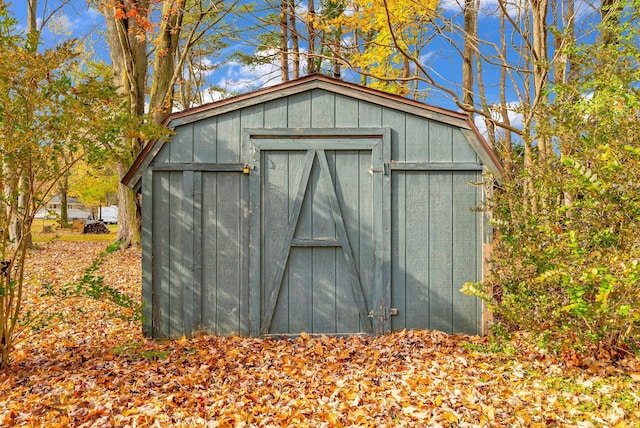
[124, 75, 501, 339]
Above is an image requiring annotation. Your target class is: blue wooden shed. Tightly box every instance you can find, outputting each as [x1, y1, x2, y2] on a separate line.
[124, 75, 501, 339]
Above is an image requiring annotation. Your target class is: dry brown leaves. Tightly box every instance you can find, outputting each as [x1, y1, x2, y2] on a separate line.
[0, 241, 639, 427]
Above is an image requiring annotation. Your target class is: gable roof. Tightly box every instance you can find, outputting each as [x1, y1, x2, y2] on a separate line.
[123, 74, 501, 189]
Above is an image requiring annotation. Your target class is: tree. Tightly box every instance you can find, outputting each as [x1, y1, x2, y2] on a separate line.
[98, 0, 236, 247]
[69, 159, 119, 207]
[325, 0, 437, 95]
[462, 0, 479, 112]
[464, 1, 640, 355]
[0, 3, 127, 368]
[304, 0, 640, 353]
[232, 0, 362, 86]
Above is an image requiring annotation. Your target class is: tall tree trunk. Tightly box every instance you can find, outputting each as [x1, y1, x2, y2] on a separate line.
[307, 0, 316, 74]
[58, 176, 69, 228]
[279, 0, 289, 81]
[601, 0, 622, 45]
[101, 1, 149, 247]
[149, 0, 184, 126]
[4, 168, 19, 245]
[103, 0, 233, 246]
[289, 1, 300, 79]
[462, 0, 478, 114]
[9, 0, 40, 249]
[117, 161, 141, 245]
[498, 4, 512, 175]
[531, 0, 549, 160]
[27, 0, 38, 42]
[333, 38, 341, 78]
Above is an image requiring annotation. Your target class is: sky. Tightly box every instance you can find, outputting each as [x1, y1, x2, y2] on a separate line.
[7, 0, 110, 64]
[5, 0, 603, 133]
[4, 1, 479, 101]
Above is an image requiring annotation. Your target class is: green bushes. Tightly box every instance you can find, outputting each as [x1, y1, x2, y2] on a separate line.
[468, 153, 640, 355]
[465, 11, 640, 356]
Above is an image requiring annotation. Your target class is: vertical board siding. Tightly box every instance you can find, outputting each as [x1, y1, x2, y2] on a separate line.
[194, 117, 217, 163]
[358, 101, 382, 127]
[217, 111, 241, 162]
[168, 171, 185, 336]
[334, 151, 362, 333]
[453, 128, 478, 163]
[201, 172, 218, 334]
[428, 121, 452, 331]
[259, 141, 382, 335]
[141, 170, 153, 336]
[144, 91, 487, 338]
[428, 172, 454, 332]
[239, 105, 264, 335]
[192, 172, 203, 331]
[241, 105, 265, 130]
[384, 109, 407, 331]
[335, 95, 359, 127]
[181, 171, 195, 334]
[215, 173, 243, 334]
[288, 92, 312, 127]
[405, 115, 429, 161]
[200, 172, 245, 335]
[429, 122, 453, 161]
[390, 170, 406, 331]
[311, 90, 335, 128]
[170, 124, 194, 163]
[153, 171, 171, 337]
[452, 171, 480, 334]
[154, 137, 170, 164]
[311, 152, 337, 333]
[264, 98, 288, 127]
[287, 152, 313, 333]
[263, 151, 292, 334]
[358, 150, 374, 325]
[391, 115, 482, 335]
[151, 160, 247, 337]
[404, 171, 430, 330]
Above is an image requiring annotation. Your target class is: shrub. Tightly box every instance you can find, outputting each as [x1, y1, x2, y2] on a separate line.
[464, 10, 640, 357]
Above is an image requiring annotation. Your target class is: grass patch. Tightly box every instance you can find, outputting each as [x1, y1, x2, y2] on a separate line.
[113, 340, 172, 360]
[31, 219, 117, 243]
[460, 338, 517, 355]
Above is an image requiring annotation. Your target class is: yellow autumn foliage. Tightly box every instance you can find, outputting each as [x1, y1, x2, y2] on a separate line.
[318, 0, 438, 95]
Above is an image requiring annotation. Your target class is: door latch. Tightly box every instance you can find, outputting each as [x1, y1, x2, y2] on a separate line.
[367, 163, 390, 176]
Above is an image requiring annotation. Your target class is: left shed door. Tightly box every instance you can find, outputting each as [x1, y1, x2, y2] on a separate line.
[248, 130, 391, 336]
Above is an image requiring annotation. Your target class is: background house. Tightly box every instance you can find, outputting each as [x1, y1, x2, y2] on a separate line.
[34, 195, 93, 220]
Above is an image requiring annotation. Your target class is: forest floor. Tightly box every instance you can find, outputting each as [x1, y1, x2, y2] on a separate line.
[0, 241, 639, 427]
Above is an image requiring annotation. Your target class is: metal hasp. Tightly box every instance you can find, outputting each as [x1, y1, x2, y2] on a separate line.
[368, 304, 398, 336]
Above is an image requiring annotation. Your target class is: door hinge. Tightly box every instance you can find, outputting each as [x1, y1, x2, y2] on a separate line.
[368, 163, 390, 176]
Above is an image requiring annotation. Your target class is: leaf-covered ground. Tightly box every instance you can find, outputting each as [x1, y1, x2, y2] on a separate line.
[1, 241, 639, 427]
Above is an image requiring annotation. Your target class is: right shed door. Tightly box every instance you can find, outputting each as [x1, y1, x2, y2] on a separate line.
[249, 129, 391, 337]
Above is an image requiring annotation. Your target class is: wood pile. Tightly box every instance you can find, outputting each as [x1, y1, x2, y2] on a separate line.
[83, 222, 110, 234]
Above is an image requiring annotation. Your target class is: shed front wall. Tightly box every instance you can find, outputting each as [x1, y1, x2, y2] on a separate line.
[142, 89, 485, 338]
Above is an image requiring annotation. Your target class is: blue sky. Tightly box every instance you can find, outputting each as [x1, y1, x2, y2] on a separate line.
[5, 0, 604, 129]
[8, 1, 107, 55]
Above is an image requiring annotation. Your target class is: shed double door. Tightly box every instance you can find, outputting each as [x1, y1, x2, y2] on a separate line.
[248, 129, 391, 336]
